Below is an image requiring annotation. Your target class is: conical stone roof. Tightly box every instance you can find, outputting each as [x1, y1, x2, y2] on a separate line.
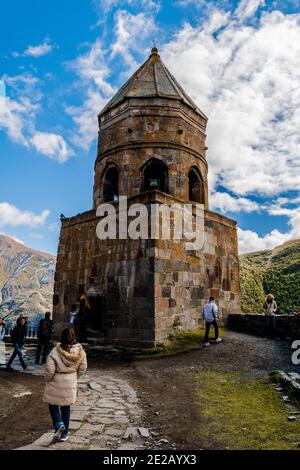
[99, 47, 206, 118]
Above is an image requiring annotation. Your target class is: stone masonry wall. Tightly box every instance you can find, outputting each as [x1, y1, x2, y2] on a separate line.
[53, 207, 155, 346]
[152, 194, 240, 342]
[53, 192, 240, 346]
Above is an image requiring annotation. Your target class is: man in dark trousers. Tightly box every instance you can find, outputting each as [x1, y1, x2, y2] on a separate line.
[35, 312, 54, 365]
[7, 317, 27, 370]
[202, 297, 222, 347]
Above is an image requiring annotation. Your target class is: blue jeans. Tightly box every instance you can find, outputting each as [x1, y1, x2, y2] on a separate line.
[266, 315, 276, 331]
[7, 343, 26, 369]
[205, 320, 219, 342]
[35, 337, 50, 364]
[49, 405, 70, 433]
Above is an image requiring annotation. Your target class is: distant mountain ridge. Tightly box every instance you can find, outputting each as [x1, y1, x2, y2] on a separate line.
[239, 239, 300, 314]
[0, 235, 55, 326]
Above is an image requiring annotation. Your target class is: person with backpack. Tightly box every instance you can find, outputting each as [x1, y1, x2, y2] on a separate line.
[6, 317, 27, 370]
[43, 327, 87, 443]
[202, 297, 222, 347]
[35, 312, 54, 365]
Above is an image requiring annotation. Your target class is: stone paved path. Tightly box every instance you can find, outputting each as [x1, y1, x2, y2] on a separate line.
[6, 347, 146, 450]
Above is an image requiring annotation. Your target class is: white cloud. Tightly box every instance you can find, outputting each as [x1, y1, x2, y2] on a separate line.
[238, 227, 290, 253]
[67, 10, 156, 150]
[0, 203, 49, 228]
[0, 74, 73, 162]
[111, 10, 156, 66]
[238, 198, 300, 253]
[0, 73, 40, 146]
[235, 0, 265, 20]
[67, 89, 108, 150]
[0, 96, 29, 145]
[13, 39, 55, 58]
[162, 4, 300, 196]
[31, 132, 74, 163]
[68, 39, 113, 93]
[210, 192, 260, 213]
[0, 80, 6, 97]
[66, 39, 116, 150]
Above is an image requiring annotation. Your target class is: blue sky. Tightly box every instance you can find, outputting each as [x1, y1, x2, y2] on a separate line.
[0, 0, 299, 254]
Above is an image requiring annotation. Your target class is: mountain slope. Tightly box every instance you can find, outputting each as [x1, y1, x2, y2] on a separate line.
[0, 235, 55, 325]
[240, 239, 300, 313]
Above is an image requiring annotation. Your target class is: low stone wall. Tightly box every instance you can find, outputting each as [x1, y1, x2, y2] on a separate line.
[227, 313, 300, 339]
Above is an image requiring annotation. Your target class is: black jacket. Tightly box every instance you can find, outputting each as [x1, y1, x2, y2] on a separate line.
[11, 325, 26, 346]
[37, 318, 54, 339]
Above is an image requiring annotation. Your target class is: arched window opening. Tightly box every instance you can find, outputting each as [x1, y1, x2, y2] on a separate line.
[188, 168, 203, 203]
[142, 158, 168, 193]
[103, 167, 119, 202]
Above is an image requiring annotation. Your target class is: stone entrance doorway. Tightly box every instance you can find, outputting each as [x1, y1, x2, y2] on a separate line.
[88, 295, 105, 333]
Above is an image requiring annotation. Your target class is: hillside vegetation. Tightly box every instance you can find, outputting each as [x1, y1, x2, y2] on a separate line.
[239, 239, 300, 314]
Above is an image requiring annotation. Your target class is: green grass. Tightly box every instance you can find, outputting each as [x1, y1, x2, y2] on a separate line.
[156, 327, 225, 356]
[124, 327, 225, 360]
[194, 370, 300, 450]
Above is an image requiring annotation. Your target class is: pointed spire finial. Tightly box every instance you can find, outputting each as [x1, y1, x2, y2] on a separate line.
[151, 40, 158, 55]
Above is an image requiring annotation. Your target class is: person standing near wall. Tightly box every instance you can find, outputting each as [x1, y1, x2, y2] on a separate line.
[77, 295, 90, 343]
[35, 312, 54, 365]
[264, 294, 277, 335]
[202, 297, 222, 347]
[69, 304, 79, 338]
[43, 327, 87, 443]
[0, 317, 6, 366]
[6, 317, 27, 370]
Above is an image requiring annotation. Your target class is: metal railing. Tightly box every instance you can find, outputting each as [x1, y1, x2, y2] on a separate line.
[3, 327, 39, 340]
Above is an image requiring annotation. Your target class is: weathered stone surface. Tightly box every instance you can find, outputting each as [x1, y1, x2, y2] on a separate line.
[105, 428, 125, 437]
[138, 427, 150, 438]
[89, 381, 102, 391]
[123, 427, 138, 439]
[69, 421, 82, 431]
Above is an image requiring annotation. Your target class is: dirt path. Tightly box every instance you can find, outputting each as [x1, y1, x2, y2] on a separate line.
[0, 331, 296, 450]
[0, 371, 50, 450]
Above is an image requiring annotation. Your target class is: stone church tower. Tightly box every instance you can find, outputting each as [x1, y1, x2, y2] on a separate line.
[53, 48, 240, 346]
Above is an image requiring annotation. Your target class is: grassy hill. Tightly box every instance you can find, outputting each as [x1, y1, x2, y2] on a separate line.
[239, 239, 300, 314]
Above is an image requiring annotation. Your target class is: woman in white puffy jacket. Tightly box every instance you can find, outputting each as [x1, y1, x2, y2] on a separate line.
[43, 327, 87, 443]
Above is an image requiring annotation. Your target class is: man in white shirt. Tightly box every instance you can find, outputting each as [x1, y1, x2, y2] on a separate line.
[202, 297, 222, 347]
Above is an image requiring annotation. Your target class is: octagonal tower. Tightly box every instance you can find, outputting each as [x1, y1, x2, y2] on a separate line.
[93, 47, 209, 209]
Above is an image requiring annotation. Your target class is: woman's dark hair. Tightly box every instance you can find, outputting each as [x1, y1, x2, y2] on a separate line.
[60, 327, 76, 351]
